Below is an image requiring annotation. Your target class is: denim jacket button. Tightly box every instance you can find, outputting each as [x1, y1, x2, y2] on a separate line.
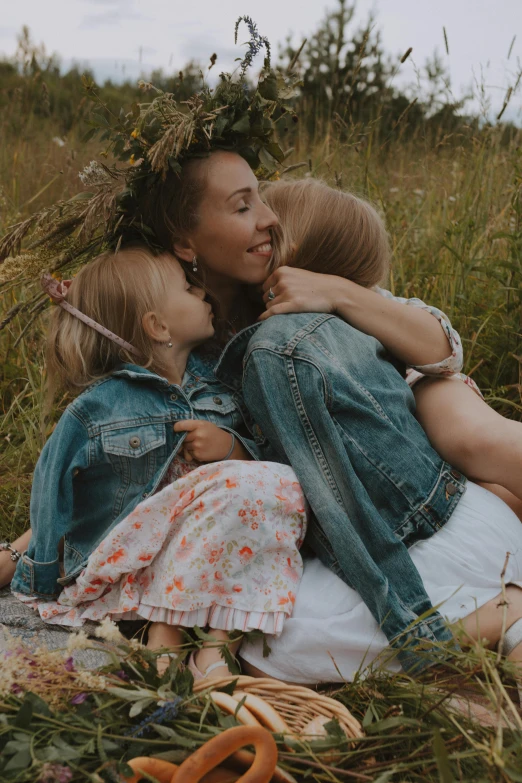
[213, 396, 223, 405]
[170, 393, 178, 402]
[445, 482, 458, 496]
[129, 436, 141, 449]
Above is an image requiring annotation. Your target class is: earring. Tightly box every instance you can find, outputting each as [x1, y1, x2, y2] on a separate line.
[167, 340, 173, 348]
[192, 255, 198, 273]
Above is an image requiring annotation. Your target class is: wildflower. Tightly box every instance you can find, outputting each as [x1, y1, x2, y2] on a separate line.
[76, 670, 107, 690]
[127, 697, 182, 737]
[130, 129, 139, 138]
[38, 763, 73, 783]
[235, 16, 271, 77]
[52, 137, 66, 148]
[78, 160, 111, 186]
[94, 617, 125, 643]
[128, 638, 146, 651]
[66, 630, 90, 651]
[64, 656, 75, 672]
[70, 692, 88, 705]
[129, 154, 136, 165]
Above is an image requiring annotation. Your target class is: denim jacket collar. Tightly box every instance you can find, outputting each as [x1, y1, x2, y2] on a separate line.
[215, 315, 337, 390]
[110, 351, 218, 388]
[215, 323, 262, 390]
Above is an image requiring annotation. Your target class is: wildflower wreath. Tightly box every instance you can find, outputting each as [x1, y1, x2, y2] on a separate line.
[0, 17, 299, 331]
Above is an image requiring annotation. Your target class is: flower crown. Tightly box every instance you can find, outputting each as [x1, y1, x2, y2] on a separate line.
[0, 18, 300, 330]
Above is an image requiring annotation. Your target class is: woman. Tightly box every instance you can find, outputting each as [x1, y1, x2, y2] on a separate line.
[2, 150, 521, 676]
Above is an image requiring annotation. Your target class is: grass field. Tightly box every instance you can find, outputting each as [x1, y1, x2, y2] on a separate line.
[2, 117, 520, 539]
[1, 84, 522, 782]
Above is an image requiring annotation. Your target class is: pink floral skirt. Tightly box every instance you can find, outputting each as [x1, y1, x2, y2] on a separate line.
[24, 461, 308, 635]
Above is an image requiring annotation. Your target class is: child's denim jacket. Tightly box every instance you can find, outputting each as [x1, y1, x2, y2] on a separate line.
[12, 354, 258, 598]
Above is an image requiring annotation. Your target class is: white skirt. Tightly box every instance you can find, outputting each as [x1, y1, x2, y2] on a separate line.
[241, 482, 522, 683]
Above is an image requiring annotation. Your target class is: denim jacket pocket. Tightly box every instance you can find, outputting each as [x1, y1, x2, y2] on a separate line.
[191, 393, 237, 424]
[102, 422, 167, 486]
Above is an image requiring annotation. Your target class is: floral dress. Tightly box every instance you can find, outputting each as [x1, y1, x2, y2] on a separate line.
[25, 459, 308, 635]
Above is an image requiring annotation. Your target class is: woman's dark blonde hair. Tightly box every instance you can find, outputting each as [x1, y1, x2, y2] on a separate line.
[262, 178, 390, 288]
[47, 247, 181, 396]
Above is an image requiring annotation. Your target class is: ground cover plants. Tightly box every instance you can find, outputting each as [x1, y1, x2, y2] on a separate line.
[1, 6, 522, 780]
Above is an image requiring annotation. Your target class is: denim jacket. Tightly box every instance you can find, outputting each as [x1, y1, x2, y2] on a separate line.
[215, 314, 467, 672]
[12, 353, 259, 598]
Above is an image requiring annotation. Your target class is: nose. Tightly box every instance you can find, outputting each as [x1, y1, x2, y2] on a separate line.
[257, 201, 278, 231]
[193, 286, 206, 300]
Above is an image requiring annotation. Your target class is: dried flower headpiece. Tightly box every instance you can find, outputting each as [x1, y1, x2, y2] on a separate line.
[0, 17, 300, 331]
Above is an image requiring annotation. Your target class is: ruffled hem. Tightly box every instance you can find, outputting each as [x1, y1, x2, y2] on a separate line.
[12, 593, 287, 635]
[137, 604, 287, 634]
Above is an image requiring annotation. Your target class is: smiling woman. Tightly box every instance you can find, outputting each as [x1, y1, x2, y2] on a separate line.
[138, 150, 279, 332]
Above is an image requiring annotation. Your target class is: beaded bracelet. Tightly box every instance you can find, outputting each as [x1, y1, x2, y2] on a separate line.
[0, 542, 22, 562]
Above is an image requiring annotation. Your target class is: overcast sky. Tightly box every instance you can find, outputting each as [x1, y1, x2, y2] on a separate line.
[1, 0, 521, 119]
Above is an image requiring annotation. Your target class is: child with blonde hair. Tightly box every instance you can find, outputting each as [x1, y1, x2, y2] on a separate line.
[11, 247, 307, 678]
[261, 177, 522, 519]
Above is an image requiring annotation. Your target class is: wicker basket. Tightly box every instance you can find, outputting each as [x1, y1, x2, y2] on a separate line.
[193, 675, 363, 741]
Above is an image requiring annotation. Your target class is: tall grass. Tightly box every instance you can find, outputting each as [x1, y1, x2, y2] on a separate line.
[1, 81, 522, 783]
[1, 110, 521, 537]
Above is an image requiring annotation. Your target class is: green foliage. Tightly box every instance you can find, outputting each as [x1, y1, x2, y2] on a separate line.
[0, 13, 521, 779]
[2, 633, 522, 781]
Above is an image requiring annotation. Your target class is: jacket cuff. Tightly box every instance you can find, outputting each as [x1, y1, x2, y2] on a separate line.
[391, 614, 459, 674]
[11, 554, 62, 597]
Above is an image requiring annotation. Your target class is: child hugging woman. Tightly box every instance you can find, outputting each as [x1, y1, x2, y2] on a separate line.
[259, 177, 522, 521]
[11, 247, 307, 679]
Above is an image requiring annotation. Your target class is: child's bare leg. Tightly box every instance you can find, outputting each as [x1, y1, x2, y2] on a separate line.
[194, 628, 242, 678]
[147, 622, 185, 673]
[413, 377, 522, 503]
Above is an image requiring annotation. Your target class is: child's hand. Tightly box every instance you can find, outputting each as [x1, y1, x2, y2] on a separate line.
[173, 420, 234, 462]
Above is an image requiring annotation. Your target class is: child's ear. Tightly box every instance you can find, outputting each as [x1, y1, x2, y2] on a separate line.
[142, 311, 169, 343]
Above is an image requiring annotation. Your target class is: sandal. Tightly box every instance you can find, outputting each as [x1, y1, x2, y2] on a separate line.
[188, 650, 238, 681]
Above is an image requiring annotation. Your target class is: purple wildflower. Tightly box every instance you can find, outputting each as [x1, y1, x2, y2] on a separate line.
[10, 683, 23, 695]
[70, 692, 88, 705]
[126, 697, 182, 737]
[115, 669, 129, 681]
[38, 763, 73, 783]
[234, 16, 271, 77]
[64, 657, 75, 672]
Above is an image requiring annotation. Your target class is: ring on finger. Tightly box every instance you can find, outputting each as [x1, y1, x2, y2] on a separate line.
[268, 287, 276, 301]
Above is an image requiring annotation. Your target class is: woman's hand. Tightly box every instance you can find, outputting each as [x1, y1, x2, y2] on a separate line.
[259, 267, 343, 320]
[174, 420, 235, 462]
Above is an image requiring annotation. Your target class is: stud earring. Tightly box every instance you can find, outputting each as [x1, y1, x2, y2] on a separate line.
[192, 255, 198, 273]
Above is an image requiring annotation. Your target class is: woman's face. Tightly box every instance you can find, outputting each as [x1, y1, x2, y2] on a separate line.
[177, 152, 278, 286]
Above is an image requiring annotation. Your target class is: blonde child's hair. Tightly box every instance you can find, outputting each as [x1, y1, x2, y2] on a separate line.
[262, 178, 390, 287]
[47, 247, 180, 396]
